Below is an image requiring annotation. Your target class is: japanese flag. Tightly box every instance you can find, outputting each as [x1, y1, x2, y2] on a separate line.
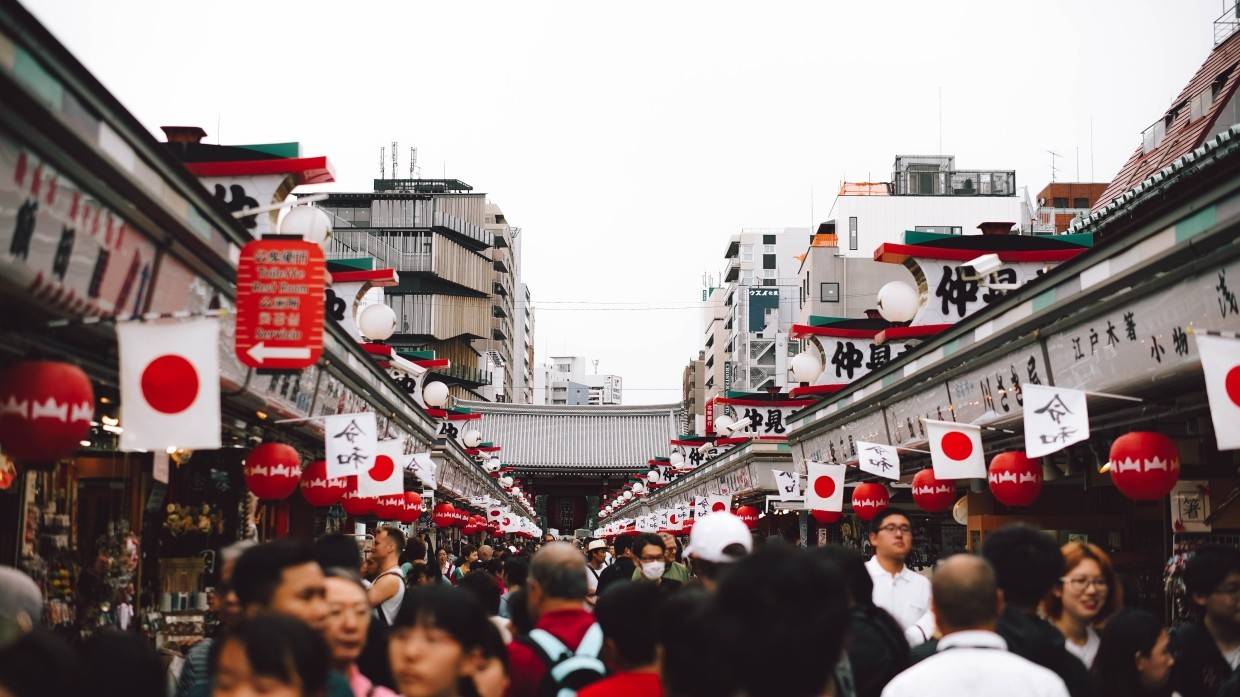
[500, 512, 518, 533]
[924, 420, 986, 479]
[773, 470, 803, 499]
[359, 439, 405, 498]
[856, 442, 902, 481]
[706, 494, 732, 515]
[1198, 334, 1240, 451]
[118, 318, 220, 452]
[487, 504, 504, 522]
[805, 462, 846, 512]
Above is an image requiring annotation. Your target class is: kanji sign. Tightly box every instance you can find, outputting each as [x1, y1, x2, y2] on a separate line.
[1022, 384, 1090, 458]
[235, 239, 326, 369]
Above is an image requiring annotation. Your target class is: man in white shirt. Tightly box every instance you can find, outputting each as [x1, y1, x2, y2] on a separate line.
[584, 539, 608, 607]
[866, 509, 935, 645]
[882, 554, 1070, 697]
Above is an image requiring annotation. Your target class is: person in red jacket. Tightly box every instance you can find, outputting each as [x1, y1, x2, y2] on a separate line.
[505, 543, 597, 697]
[578, 581, 663, 697]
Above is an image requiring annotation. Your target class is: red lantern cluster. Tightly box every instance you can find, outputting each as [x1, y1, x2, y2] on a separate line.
[433, 502, 457, 528]
[988, 452, 1043, 507]
[911, 469, 956, 513]
[682, 515, 696, 535]
[374, 495, 405, 519]
[244, 443, 301, 501]
[340, 480, 377, 516]
[0, 360, 94, 462]
[851, 482, 889, 521]
[734, 505, 759, 529]
[463, 515, 485, 535]
[811, 509, 843, 524]
[299, 460, 349, 507]
[1109, 431, 1180, 501]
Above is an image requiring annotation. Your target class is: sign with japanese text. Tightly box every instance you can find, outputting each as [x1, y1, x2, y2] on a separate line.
[747, 287, 780, 332]
[809, 337, 912, 385]
[325, 412, 377, 479]
[723, 405, 797, 437]
[947, 345, 1045, 425]
[772, 470, 802, 500]
[857, 441, 901, 480]
[910, 259, 1047, 326]
[885, 384, 953, 448]
[803, 409, 888, 465]
[235, 239, 326, 369]
[1022, 384, 1090, 458]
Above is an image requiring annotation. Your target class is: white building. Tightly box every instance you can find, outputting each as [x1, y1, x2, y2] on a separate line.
[584, 374, 623, 405]
[538, 355, 623, 405]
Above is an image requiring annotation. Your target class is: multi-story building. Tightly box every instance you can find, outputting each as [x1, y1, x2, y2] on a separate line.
[584, 375, 623, 406]
[1030, 182, 1110, 233]
[681, 351, 707, 434]
[479, 203, 517, 401]
[826, 155, 1025, 258]
[795, 226, 913, 325]
[539, 355, 623, 405]
[512, 283, 535, 404]
[321, 178, 515, 401]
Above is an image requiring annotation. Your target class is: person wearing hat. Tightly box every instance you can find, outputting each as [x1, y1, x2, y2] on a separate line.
[683, 511, 753, 592]
[585, 539, 609, 607]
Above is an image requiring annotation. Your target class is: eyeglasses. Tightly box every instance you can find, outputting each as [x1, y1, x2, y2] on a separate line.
[878, 524, 912, 535]
[1062, 576, 1108, 591]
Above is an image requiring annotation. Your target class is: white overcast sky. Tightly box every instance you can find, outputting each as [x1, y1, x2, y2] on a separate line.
[25, 0, 1229, 404]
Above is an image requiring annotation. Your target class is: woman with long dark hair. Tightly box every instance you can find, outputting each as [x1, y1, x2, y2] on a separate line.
[818, 545, 911, 697]
[1092, 608, 1177, 697]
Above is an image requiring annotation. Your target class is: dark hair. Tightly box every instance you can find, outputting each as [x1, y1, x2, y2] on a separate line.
[529, 547, 587, 600]
[460, 544, 477, 560]
[478, 619, 508, 666]
[209, 614, 330, 695]
[75, 630, 163, 697]
[502, 557, 529, 588]
[635, 533, 665, 556]
[715, 542, 849, 697]
[401, 537, 427, 566]
[313, 533, 362, 571]
[459, 570, 502, 616]
[1092, 608, 1167, 697]
[377, 526, 406, 555]
[931, 556, 999, 630]
[506, 588, 534, 637]
[869, 508, 910, 535]
[657, 589, 728, 697]
[981, 524, 1064, 608]
[406, 563, 430, 586]
[0, 630, 78, 697]
[392, 586, 490, 651]
[612, 536, 632, 556]
[596, 580, 661, 668]
[232, 539, 319, 608]
[1184, 544, 1240, 599]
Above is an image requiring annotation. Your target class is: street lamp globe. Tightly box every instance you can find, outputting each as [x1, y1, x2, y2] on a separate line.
[463, 429, 483, 448]
[790, 350, 823, 383]
[358, 303, 397, 341]
[278, 205, 333, 246]
[714, 414, 735, 434]
[876, 281, 919, 323]
[669, 451, 685, 467]
[632, 481, 647, 495]
[499, 475, 513, 488]
[422, 381, 449, 408]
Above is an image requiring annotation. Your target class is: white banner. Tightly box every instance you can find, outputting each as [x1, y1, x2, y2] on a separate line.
[1197, 334, 1240, 451]
[857, 442, 901, 481]
[1022, 384, 1090, 458]
[118, 318, 221, 451]
[772, 470, 803, 500]
[325, 413, 377, 479]
[410, 452, 437, 490]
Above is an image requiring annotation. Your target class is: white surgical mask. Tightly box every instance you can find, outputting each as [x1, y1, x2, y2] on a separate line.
[641, 560, 666, 580]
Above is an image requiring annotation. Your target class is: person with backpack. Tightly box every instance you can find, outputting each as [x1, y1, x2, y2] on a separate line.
[578, 581, 664, 697]
[367, 526, 406, 627]
[506, 542, 606, 697]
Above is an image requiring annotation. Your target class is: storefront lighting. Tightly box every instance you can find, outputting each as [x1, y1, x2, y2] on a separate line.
[166, 446, 177, 454]
[101, 424, 123, 435]
[255, 411, 268, 420]
[79, 440, 91, 447]
[99, 396, 111, 404]
[423, 381, 450, 408]
[278, 205, 333, 246]
[101, 415, 119, 426]
[358, 303, 398, 341]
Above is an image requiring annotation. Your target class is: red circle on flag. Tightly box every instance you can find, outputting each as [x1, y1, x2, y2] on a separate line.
[711, 501, 726, 512]
[370, 455, 394, 482]
[814, 476, 836, 498]
[1227, 365, 1240, 407]
[141, 355, 198, 414]
[942, 431, 973, 461]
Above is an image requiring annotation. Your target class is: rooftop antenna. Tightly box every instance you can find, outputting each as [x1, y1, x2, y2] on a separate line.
[391, 141, 398, 181]
[1047, 150, 1062, 183]
[593, 359, 600, 374]
[938, 86, 943, 154]
[379, 146, 385, 179]
[410, 147, 417, 179]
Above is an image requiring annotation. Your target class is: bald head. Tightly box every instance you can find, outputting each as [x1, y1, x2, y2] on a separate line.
[931, 554, 1001, 634]
[530, 542, 588, 601]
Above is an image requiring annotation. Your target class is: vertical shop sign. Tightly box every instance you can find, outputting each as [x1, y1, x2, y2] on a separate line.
[235, 239, 326, 369]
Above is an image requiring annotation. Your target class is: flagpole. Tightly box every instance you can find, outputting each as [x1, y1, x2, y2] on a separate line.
[273, 415, 326, 424]
[1083, 390, 1144, 403]
[1187, 326, 1240, 340]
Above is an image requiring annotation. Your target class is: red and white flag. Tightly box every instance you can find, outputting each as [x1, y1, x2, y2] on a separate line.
[706, 494, 732, 515]
[358, 438, 404, 498]
[118, 318, 220, 452]
[806, 462, 846, 511]
[1197, 334, 1240, 451]
[924, 420, 986, 479]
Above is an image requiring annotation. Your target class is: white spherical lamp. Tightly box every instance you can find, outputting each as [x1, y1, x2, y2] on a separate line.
[622, 490, 633, 501]
[463, 429, 483, 448]
[790, 350, 823, 383]
[669, 451, 685, 467]
[278, 206, 333, 246]
[485, 456, 502, 473]
[358, 303, 397, 341]
[876, 281, 919, 323]
[632, 481, 647, 495]
[714, 414, 735, 434]
[422, 381, 449, 408]
[499, 475, 514, 489]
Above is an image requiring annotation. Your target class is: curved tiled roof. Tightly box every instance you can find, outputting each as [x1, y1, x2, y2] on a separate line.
[454, 401, 683, 471]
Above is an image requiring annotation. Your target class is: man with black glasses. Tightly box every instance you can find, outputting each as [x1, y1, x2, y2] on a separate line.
[866, 509, 934, 646]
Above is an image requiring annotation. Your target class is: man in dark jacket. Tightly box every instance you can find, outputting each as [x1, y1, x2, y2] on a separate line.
[1171, 545, 1240, 697]
[596, 535, 636, 596]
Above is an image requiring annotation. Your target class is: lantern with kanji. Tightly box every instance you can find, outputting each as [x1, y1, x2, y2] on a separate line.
[244, 443, 301, 501]
[811, 509, 843, 524]
[851, 482, 889, 521]
[734, 505, 759, 529]
[911, 469, 956, 513]
[375, 494, 406, 519]
[433, 502, 457, 528]
[340, 480, 377, 516]
[988, 451, 1043, 507]
[299, 459, 349, 507]
[1109, 431, 1180, 501]
[0, 360, 94, 462]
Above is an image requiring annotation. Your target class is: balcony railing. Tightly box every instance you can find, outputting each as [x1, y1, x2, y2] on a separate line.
[433, 365, 492, 387]
[1217, 2, 1239, 45]
[892, 170, 1015, 196]
[431, 211, 492, 248]
[327, 229, 432, 272]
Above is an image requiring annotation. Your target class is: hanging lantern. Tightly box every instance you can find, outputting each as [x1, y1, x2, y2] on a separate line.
[851, 482, 889, 521]
[632, 481, 647, 496]
[422, 381, 449, 408]
[811, 509, 843, 524]
[0, 360, 94, 462]
[487, 517, 502, 535]
[463, 429, 483, 448]
[395, 491, 423, 524]
[453, 508, 471, 528]
[682, 515, 696, 534]
[876, 281, 919, 323]
[499, 475, 514, 489]
[340, 481, 377, 516]
[911, 469, 956, 513]
[988, 451, 1043, 507]
[244, 443, 301, 501]
[790, 350, 823, 384]
[374, 494, 406, 519]
[299, 459, 348, 507]
[1109, 431, 1180, 500]
[463, 515, 483, 535]
[433, 502, 457, 528]
[734, 505, 760, 529]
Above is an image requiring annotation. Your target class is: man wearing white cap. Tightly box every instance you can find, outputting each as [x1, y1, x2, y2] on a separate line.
[683, 511, 753, 592]
[584, 539, 609, 607]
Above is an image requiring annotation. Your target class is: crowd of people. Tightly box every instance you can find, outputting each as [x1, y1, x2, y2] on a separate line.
[0, 509, 1237, 697]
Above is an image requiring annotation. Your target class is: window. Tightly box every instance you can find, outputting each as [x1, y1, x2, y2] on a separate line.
[914, 225, 962, 235]
[848, 217, 858, 250]
[762, 234, 776, 244]
[762, 279, 776, 286]
[1051, 197, 1067, 208]
[762, 254, 776, 270]
[740, 245, 754, 261]
[1072, 197, 1089, 209]
[820, 282, 840, 302]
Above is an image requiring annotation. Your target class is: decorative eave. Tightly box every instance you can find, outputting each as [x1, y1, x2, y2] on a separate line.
[330, 268, 400, 286]
[184, 156, 335, 185]
[874, 242, 1087, 265]
[874, 324, 954, 344]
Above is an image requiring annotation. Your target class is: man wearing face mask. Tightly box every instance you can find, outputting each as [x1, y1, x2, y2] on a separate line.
[631, 534, 686, 591]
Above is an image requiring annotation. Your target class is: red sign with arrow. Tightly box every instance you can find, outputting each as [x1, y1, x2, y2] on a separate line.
[235, 239, 326, 369]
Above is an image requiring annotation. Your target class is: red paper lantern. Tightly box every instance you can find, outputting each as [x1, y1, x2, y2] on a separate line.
[452, 508, 470, 528]
[487, 518, 501, 535]
[811, 509, 843, 524]
[433, 502, 457, 528]
[734, 505, 760, 529]
[682, 516, 695, 535]
[403, 492, 424, 520]
[375, 494, 406, 519]
[463, 516, 483, 535]
[244, 443, 301, 501]
[0, 360, 94, 462]
[851, 482, 889, 521]
[988, 451, 1043, 507]
[1109, 431, 1180, 501]
[340, 481, 377, 516]
[911, 469, 956, 513]
[299, 460, 349, 507]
